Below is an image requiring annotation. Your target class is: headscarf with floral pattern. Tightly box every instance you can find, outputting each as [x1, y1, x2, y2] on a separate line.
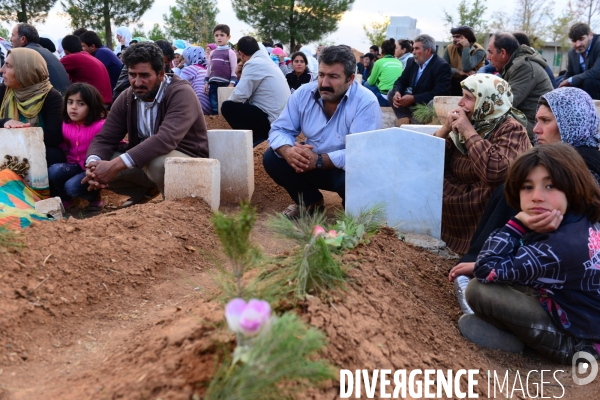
[451, 73, 527, 154]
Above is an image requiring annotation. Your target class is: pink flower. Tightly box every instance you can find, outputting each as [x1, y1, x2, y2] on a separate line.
[327, 230, 338, 238]
[313, 225, 325, 237]
[225, 298, 271, 336]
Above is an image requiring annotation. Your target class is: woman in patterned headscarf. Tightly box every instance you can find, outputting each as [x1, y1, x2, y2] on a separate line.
[0, 48, 65, 166]
[179, 46, 211, 115]
[434, 73, 531, 254]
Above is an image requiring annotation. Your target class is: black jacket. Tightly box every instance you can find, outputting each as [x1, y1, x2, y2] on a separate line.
[565, 34, 600, 98]
[24, 42, 70, 95]
[391, 53, 451, 105]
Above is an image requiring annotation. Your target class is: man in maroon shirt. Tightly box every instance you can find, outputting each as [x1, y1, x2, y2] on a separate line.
[60, 35, 112, 106]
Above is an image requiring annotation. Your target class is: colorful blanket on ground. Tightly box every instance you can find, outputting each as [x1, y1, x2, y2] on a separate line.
[0, 169, 50, 230]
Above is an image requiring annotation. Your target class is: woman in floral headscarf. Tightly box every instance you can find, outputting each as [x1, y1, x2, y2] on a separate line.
[434, 74, 530, 254]
[179, 46, 211, 115]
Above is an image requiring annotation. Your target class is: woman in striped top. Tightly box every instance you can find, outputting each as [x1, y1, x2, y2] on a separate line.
[180, 46, 212, 115]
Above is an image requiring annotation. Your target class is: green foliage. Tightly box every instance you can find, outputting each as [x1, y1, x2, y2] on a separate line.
[148, 23, 168, 41]
[0, 228, 24, 253]
[132, 23, 145, 39]
[362, 15, 390, 46]
[443, 0, 488, 44]
[163, 0, 218, 46]
[211, 202, 261, 297]
[61, 0, 154, 49]
[264, 205, 385, 299]
[205, 312, 334, 399]
[0, 26, 8, 39]
[511, 0, 553, 46]
[411, 103, 441, 124]
[0, 0, 58, 24]
[232, 0, 355, 50]
[549, 2, 577, 50]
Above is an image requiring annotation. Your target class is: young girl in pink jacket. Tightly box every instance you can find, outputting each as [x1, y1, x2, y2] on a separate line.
[48, 83, 106, 210]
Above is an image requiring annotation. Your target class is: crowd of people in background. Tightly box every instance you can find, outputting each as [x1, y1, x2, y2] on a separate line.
[1, 18, 600, 368]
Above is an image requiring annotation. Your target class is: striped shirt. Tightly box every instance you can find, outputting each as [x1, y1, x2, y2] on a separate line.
[180, 65, 212, 115]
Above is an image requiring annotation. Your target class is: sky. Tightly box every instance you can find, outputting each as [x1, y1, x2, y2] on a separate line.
[1, 0, 574, 53]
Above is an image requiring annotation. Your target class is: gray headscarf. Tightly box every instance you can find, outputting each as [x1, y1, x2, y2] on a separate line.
[538, 87, 600, 148]
[182, 46, 207, 68]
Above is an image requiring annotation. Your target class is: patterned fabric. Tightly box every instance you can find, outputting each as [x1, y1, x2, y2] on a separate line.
[451, 74, 527, 154]
[0, 169, 49, 230]
[538, 87, 600, 148]
[182, 46, 207, 68]
[474, 214, 600, 341]
[0, 48, 52, 126]
[442, 117, 531, 254]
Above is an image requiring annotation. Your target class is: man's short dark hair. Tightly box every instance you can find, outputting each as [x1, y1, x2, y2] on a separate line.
[38, 37, 56, 52]
[363, 53, 375, 61]
[569, 22, 592, 41]
[122, 42, 164, 74]
[492, 32, 519, 56]
[451, 26, 477, 44]
[237, 36, 259, 56]
[369, 45, 379, 53]
[513, 32, 531, 47]
[213, 24, 230, 36]
[319, 45, 356, 80]
[62, 35, 83, 53]
[80, 31, 103, 48]
[73, 28, 88, 37]
[17, 23, 39, 44]
[155, 39, 174, 61]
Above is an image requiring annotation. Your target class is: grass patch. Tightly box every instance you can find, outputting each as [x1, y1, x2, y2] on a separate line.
[411, 103, 440, 124]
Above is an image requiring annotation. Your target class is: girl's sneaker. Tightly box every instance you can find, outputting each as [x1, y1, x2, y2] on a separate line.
[87, 199, 105, 211]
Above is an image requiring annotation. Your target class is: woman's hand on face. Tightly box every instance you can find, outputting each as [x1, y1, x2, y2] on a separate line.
[450, 108, 477, 139]
[3, 120, 31, 129]
[448, 262, 475, 282]
[515, 210, 563, 233]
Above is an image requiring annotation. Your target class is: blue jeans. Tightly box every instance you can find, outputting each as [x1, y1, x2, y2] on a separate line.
[262, 147, 345, 206]
[363, 82, 390, 107]
[48, 163, 98, 201]
[209, 81, 230, 115]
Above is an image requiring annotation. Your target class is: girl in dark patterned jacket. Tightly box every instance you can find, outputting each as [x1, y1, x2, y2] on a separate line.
[458, 144, 600, 364]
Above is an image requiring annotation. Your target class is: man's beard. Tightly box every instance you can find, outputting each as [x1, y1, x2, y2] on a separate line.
[134, 84, 161, 101]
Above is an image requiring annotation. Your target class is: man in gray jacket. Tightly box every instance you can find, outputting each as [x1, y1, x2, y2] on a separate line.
[487, 32, 553, 140]
[221, 36, 290, 146]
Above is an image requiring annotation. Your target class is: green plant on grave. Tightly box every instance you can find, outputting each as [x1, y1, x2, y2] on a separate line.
[211, 202, 261, 298]
[0, 226, 24, 252]
[411, 103, 441, 125]
[204, 312, 334, 400]
[265, 204, 386, 298]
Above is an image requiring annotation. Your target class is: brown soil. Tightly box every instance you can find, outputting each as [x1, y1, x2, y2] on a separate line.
[0, 115, 598, 399]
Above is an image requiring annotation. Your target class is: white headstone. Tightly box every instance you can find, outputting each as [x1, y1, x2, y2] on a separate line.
[0, 127, 48, 191]
[403, 125, 442, 135]
[433, 96, 461, 125]
[207, 130, 254, 203]
[218, 87, 235, 115]
[164, 157, 220, 210]
[346, 127, 445, 238]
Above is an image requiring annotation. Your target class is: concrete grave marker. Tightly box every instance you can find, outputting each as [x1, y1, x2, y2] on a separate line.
[218, 87, 235, 115]
[402, 125, 441, 135]
[207, 130, 254, 203]
[346, 127, 445, 238]
[164, 157, 220, 210]
[381, 107, 397, 129]
[433, 96, 461, 124]
[35, 196, 65, 220]
[0, 127, 48, 191]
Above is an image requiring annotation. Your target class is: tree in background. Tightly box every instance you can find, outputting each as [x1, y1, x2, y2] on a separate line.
[132, 23, 146, 39]
[362, 15, 390, 46]
[148, 23, 168, 41]
[62, 0, 154, 49]
[163, 0, 218, 46]
[512, 0, 554, 48]
[0, 26, 9, 39]
[443, 0, 488, 43]
[548, 1, 577, 68]
[576, 0, 600, 30]
[0, 0, 58, 24]
[232, 0, 354, 50]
